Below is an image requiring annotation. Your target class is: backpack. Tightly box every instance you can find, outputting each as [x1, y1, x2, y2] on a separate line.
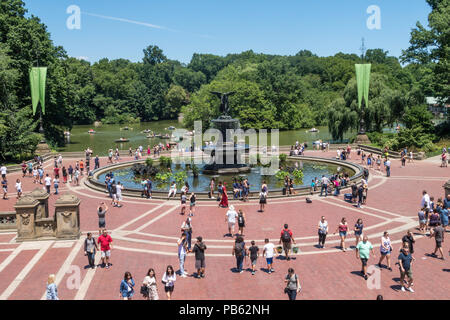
[282, 229, 291, 242]
[234, 242, 244, 256]
[238, 215, 244, 224]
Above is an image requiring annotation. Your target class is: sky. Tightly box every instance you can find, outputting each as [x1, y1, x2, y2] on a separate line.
[24, 0, 431, 64]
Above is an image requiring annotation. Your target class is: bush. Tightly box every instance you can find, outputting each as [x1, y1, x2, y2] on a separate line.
[145, 157, 153, 167]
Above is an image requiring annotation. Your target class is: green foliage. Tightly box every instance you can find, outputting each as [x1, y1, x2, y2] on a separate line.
[279, 153, 287, 166]
[275, 170, 290, 180]
[401, 0, 449, 102]
[159, 156, 172, 169]
[292, 169, 304, 185]
[145, 157, 153, 167]
[173, 171, 188, 186]
[191, 164, 199, 178]
[155, 172, 172, 184]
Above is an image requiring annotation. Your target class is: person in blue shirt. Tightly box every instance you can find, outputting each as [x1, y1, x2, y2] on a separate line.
[120, 271, 135, 300]
[46, 274, 59, 300]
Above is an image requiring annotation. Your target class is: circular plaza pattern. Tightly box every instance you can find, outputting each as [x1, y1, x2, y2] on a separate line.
[0, 149, 448, 300]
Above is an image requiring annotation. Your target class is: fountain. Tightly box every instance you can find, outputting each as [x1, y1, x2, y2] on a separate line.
[202, 91, 250, 174]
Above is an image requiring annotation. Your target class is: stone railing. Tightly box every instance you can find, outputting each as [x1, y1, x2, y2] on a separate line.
[14, 189, 81, 242]
[0, 212, 16, 231]
[358, 145, 426, 160]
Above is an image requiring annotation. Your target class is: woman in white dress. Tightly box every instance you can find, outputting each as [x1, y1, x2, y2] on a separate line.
[143, 268, 159, 300]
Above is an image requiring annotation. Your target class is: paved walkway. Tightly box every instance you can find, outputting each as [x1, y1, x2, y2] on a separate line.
[0, 150, 449, 300]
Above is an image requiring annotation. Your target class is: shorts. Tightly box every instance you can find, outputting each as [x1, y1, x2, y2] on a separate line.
[190, 202, 196, 207]
[228, 222, 235, 229]
[436, 240, 442, 248]
[101, 250, 111, 258]
[164, 285, 174, 293]
[99, 221, 106, 229]
[238, 223, 245, 228]
[266, 257, 273, 265]
[251, 258, 257, 266]
[400, 268, 413, 279]
[259, 199, 267, 204]
[195, 259, 206, 269]
[419, 219, 427, 225]
[355, 232, 362, 237]
[360, 258, 368, 266]
[339, 231, 347, 237]
[3, 187, 7, 193]
[283, 242, 292, 251]
[117, 195, 123, 201]
[380, 250, 391, 256]
[1, 174, 5, 179]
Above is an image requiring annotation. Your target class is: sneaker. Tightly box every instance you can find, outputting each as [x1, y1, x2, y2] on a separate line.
[180, 274, 187, 278]
[407, 287, 415, 293]
[239, 270, 243, 273]
[251, 271, 255, 275]
[268, 270, 272, 274]
[270, 268, 275, 272]
[183, 271, 188, 275]
[364, 274, 368, 280]
[200, 274, 205, 278]
[106, 264, 109, 269]
[378, 263, 382, 269]
[401, 286, 406, 292]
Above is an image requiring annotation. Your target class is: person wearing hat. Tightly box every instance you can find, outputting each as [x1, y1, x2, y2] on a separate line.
[225, 205, 238, 237]
[191, 236, 207, 278]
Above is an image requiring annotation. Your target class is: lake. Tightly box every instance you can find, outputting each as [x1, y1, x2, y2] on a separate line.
[61, 121, 355, 155]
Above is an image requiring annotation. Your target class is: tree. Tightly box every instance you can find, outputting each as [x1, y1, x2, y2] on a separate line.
[401, 0, 449, 102]
[143, 45, 167, 65]
[164, 84, 188, 119]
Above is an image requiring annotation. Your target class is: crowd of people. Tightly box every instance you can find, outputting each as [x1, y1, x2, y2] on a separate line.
[1, 141, 447, 300]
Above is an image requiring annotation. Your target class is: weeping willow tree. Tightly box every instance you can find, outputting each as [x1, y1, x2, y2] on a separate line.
[327, 73, 408, 141]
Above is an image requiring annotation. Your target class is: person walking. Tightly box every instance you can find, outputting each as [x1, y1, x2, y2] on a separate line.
[259, 188, 267, 212]
[84, 232, 98, 269]
[46, 274, 59, 300]
[192, 236, 207, 278]
[263, 238, 277, 274]
[98, 229, 113, 268]
[430, 222, 445, 260]
[209, 178, 215, 199]
[62, 166, 67, 184]
[180, 192, 187, 215]
[237, 209, 246, 236]
[119, 272, 135, 300]
[232, 236, 247, 273]
[398, 245, 414, 292]
[142, 269, 159, 300]
[320, 175, 329, 197]
[225, 205, 238, 237]
[280, 224, 296, 260]
[385, 158, 391, 177]
[177, 232, 188, 277]
[378, 231, 393, 270]
[334, 217, 349, 251]
[97, 202, 108, 235]
[356, 235, 375, 280]
[94, 155, 100, 170]
[15, 179, 22, 199]
[181, 217, 193, 251]
[115, 182, 123, 208]
[284, 268, 301, 300]
[249, 240, 259, 275]
[219, 182, 229, 208]
[1, 178, 7, 200]
[354, 219, 364, 248]
[402, 230, 415, 255]
[44, 174, 51, 194]
[189, 192, 196, 216]
[161, 266, 176, 300]
[53, 176, 59, 195]
[318, 216, 328, 248]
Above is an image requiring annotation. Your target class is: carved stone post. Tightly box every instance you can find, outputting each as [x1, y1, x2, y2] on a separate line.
[14, 196, 39, 241]
[444, 180, 450, 199]
[30, 188, 49, 219]
[54, 194, 81, 240]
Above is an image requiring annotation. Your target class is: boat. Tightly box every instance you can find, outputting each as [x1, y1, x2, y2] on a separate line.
[161, 134, 170, 139]
[121, 127, 130, 131]
[88, 129, 96, 134]
[146, 134, 155, 139]
[115, 138, 129, 143]
[142, 129, 152, 134]
[168, 126, 176, 130]
[154, 134, 162, 138]
[308, 128, 319, 133]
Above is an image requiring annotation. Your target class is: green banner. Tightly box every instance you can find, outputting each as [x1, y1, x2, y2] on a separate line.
[355, 64, 371, 109]
[29, 67, 47, 115]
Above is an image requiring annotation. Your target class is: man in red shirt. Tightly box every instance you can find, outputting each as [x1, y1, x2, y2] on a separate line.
[98, 229, 113, 268]
[53, 166, 60, 179]
[279, 224, 296, 261]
